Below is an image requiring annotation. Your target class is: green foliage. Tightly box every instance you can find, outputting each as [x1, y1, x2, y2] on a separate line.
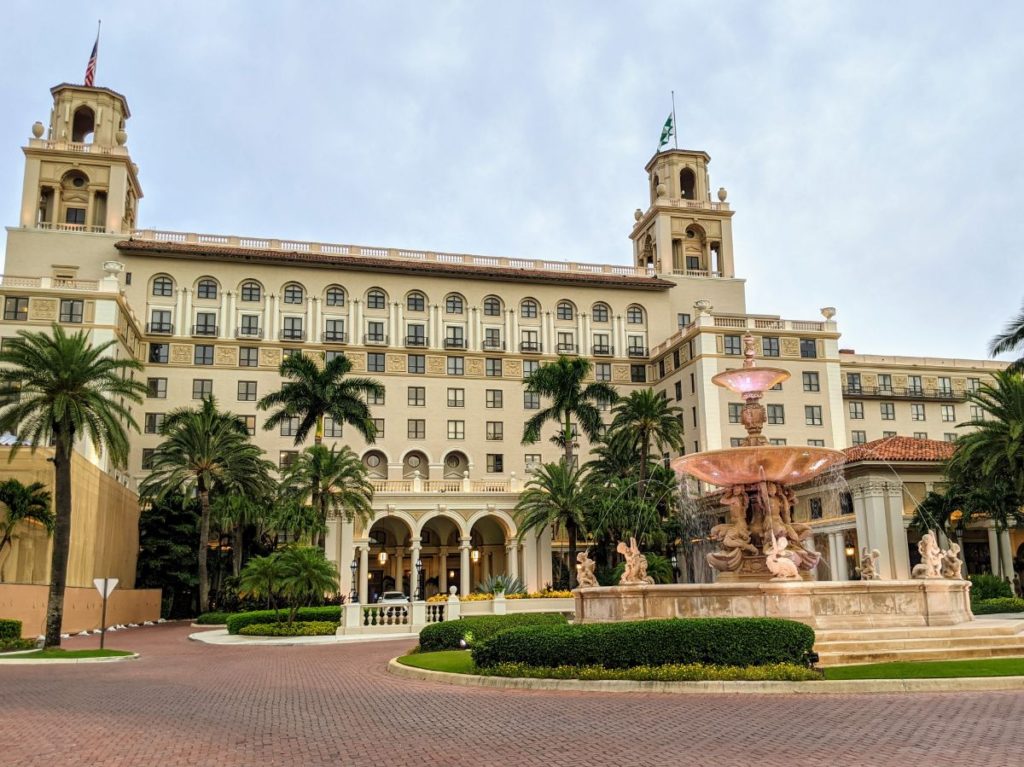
[0, 618, 22, 640]
[606, 388, 685, 481]
[610, 552, 674, 584]
[971, 597, 1024, 614]
[0, 637, 35, 652]
[951, 371, 1024, 498]
[136, 493, 199, 618]
[238, 553, 287, 611]
[471, 618, 816, 669]
[238, 620, 338, 637]
[418, 613, 568, 652]
[480, 662, 821, 682]
[226, 606, 342, 634]
[277, 546, 340, 623]
[194, 612, 233, 625]
[476, 574, 526, 595]
[0, 479, 53, 574]
[969, 573, 1014, 600]
[990, 303, 1024, 374]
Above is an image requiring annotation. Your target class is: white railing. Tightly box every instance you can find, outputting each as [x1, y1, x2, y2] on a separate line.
[35, 222, 107, 234]
[130, 229, 661, 279]
[671, 269, 724, 278]
[369, 478, 517, 494]
[423, 479, 465, 493]
[361, 605, 409, 627]
[0, 274, 101, 291]
[425, 604, 447, 623]
[37, 140, 121, 156]
[713, 315, 827, 333]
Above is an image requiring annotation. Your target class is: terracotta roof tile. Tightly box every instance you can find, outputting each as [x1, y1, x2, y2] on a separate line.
[843, 436, 955, 464]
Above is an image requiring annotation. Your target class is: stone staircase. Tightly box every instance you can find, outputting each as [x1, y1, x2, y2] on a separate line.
[814, 618, 1024, 666]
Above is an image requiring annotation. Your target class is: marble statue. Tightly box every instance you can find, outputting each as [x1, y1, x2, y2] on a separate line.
[911, 532, 943, 579]
[617, 537, 654, 585]
[859, 547, 881, 580]
[576, 550, 598, 588]
[940, 542, 964, 580]
[765, 534, 800, 581]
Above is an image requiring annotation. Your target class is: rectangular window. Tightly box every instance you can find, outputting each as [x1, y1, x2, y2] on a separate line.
[448, 388, 465, 407]
[141, 448, 156, 470]
[280, 416, 300, 436]
[408, 354, 425, 374]
[525, 454, 541, 470]
[595, 363, 611, 382]
[941, 404, 956, 422]
[677, 313, 691, 329]
[59, 299, 84, 323]
[880, 402, 895, 420]
[848, 402, 864, 420]
[282, 316, 304, 341]
[371, 418, 385, 438]
[367, 353, 385, 373]
[366, 320, 387, 344]
[911, 403, 926, 421]
[728, 403, 743, 424]
[805, 405, 823, 426]
[237, 381, 257, 401]
[192, 379, 212, 400]
[486, 358, 502, 377]
[914, 431, 928, 439]
[194, 345, 214, 366]
[851, 430, 867, 445]
[690, 372, 696, 393]
[970, 404, 983, 422]
[657, 359, 666, 378]
[146, 377, 167, 399]
[673, 349, 681, 368]
[524, 391, 540, 410]
[807, 439, 825, 447]
[802, 371, 820, 392]
[878, 373, 893, 393]
[239, 314, 261, 338]
[279, 451, 298, 469]
[809, 498, 823, 520]
[882, 430, 897, 438]
[149, 309, 172, 334]
[239, 346, 258, 367]
[556, 332, 576, 354]
[447, 356, 464, 376]
[908, 375, 924, 395]
[144, 413, 164, 434]
[407, 419, 425, 439]
[408, 386, 425, 407]
[486, 389, 503, 408]
[325, 318, 346, 343]
[323, 417, 343, 438]
[523, 360, 540, 378]
[729, 438, 745, 447]
[769, 438, 787, 446]
[762, 337, 780, 357]
[674, 381, 682, 401]
[938, 376, 952, 395]
[767, 404, 785, 424]
[444, 326, 465, 349]
[800, 339, 817, 359]
[846, 372, 862, 393]
[944, 432, 957, 443]
[447, 420, 465, 440]
[630, 365, 647, 383]
[241, 416, 257, 436]
[966, 378, 981, 393]
[3, 297, 28, 321]
[723, 335, 742, 355]
[193, 311, 217, 336]
[692, 406, 698, 429]
[367, 389, 385, 406]
[149, 343, 169, 364]
[486, 454, 504, 473]
[486, 421, 504, 440]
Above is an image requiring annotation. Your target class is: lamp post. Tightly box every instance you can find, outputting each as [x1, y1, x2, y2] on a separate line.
[415, 559, 424, 601]
[349, 559, 358, 604]
[670, 555, 679, 584]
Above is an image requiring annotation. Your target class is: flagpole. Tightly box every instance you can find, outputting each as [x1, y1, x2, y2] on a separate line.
[671, 90, 678, 149]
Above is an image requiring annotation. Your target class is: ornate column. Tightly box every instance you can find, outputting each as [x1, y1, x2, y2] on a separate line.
[988, 525, 1001, 576]
[389, 301, 398, 345]
[429, 304, 439, 349]
[439, 546, 449, 593]
[409, 538, 422, 600]
[506, 542, 519, 580]
[1000, 529, 1015, 579]
[358, 543, 369, 605]
[394, 546, 404, 594]
[827, 533, 842, 581]
[396, 301, 404, 346]
[459, 537, 472, 596]
[175, 288, 186, 336]
[218, 289, 228, 339]
[312, 297, 321, 343]
[181, 288, 193, 337]
[885, 482, 911, 578]
[263, 294, 273, 339]
[225, 291, 235, 338]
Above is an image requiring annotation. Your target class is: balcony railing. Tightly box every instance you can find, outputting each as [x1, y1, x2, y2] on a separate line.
[323, 330, 348, 343]
[405, 335, 428, 348]
[444, 338, 467, 350]
[482, 339, 505, 351]
[556, 343, 578, 354]
[520, 341, 542, 353]
[363, 333, 388, 345]
[279, 329, 306, 342]
[35, 222, 108, 234]
[627, 346, 649, 358]
[841, 385, 964, 401]
[235, 327, 263, 339]
[146, 322, 173, 335]
[592, 344, 614, 356]
[191, 325, 219, 337]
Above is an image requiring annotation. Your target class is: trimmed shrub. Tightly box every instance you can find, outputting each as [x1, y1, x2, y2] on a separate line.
[226, 606, 341, 635]
[238, 620, 338, 637]
[472, 618, 815, 669]
[969, 574, 1013, 601]
[479, 662, 821, 682]
[972, 597, 1024, 615]
[0, 618, 22, 641]
[418, 613, 568, 652]
[0, 637, 35, 652]
[195, 611, 232, 625]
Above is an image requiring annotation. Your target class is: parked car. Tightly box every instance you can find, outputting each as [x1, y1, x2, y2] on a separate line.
[377, 591, 410, 604]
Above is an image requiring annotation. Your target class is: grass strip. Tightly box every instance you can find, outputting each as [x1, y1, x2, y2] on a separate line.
[824, 657, 1024, 680]
[0, 648, 134, 660]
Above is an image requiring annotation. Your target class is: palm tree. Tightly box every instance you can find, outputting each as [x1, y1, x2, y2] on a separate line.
[238, 552, 286, 614]
[607, 388, 684, 482]
[140, 397, 274, 613]
[212, 493, 271, 577]
[522, 356, 618, 467]
[277, 546, 340, 624]
[0, 325, 145, 647]
[280, 445, 374, 548]
[990, 302, 1024, 373]
[515, 462, 595, 588]
[0, 478, 53, 582]
[951, 371, 1024, 497]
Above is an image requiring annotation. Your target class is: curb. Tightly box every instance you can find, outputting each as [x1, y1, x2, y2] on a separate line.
[0, 652, 140, 666]
[188, 629, 419, 647]
[386, 658, 1024, 695]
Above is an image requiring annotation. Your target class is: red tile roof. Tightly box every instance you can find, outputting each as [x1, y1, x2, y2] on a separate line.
[843, 436, 955, 464]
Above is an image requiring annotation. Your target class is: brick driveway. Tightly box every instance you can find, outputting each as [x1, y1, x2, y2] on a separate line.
[2, 623, 1023, 766]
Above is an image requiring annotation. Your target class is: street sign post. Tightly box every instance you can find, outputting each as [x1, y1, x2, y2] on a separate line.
[93, 577, 119, 649]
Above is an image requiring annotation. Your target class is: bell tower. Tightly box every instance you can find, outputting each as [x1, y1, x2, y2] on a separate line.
[629, 149, 735, 278]
[19, 83, 142, 235]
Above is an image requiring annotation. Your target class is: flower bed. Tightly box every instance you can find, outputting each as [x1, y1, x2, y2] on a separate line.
[238, 620, 338, 637]
[225, 606, 342, 635]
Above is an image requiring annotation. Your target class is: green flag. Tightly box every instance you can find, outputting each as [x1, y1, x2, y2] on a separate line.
[658, 113, 674, 148]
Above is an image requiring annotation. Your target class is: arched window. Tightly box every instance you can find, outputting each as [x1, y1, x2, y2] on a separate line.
[520, 299, 539, 319]
[556, 301, 575, 321]
[325, 286, 346, 307]
[626, 305, 646, 325]
[483, 296, 502, 316]
[366, 289, 387, 310]
[445, 294, 464, 314]
[406, 292, 426, 312]
[71, 106, 95, 143]
[196, 279, 218, 300]
[152, 276, 174, 297]
[283, 283, 305, 304]
[240, 281, 262, 302]
[680, 168, 696, 199]
[591, 303, 610, 323]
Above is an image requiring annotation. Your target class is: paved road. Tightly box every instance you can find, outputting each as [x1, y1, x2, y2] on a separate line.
[2, 623, 1023, 766]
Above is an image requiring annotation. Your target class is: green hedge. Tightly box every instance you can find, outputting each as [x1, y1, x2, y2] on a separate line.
[480, 662, 821, 682]
[471, 618, 816, 669]
[972, 597, 1024, 615]
[969, 574, 1013, 600]
[0, 619, 22, 641]
[418, 613, 568, 652]
[226, 606, 342, 635]
[195, 611, 232, 625]
[238, 620, 338, 637]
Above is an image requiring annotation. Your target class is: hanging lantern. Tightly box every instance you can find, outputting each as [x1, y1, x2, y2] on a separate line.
[378, 551, 388, 565]
[471, 549, 480, 563]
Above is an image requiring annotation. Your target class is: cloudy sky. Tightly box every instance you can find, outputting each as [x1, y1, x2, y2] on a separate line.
[2, 1, 1021, 359]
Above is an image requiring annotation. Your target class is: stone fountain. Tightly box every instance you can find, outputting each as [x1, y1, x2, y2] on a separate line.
[573, 333, 974, 630]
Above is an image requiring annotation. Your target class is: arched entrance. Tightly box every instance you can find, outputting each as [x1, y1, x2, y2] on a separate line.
[362, 515, 413, 604]
[417, 513, 464, 599]
[467, 512, 518, 593]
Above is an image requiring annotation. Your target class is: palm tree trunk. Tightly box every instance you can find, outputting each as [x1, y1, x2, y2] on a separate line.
[232, 525, 243, 577]
[563, 412, 574, 467]
[198, 483, 211, 613]
[567, 518, 578, 589]
[44, 434, 74, 648]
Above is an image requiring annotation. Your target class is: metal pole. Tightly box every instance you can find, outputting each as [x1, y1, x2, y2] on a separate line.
[671, 91, 678, 149]
[99, 579, 108, 650]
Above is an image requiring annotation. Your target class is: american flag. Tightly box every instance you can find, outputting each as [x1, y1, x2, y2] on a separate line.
[84, 35, 98, 86]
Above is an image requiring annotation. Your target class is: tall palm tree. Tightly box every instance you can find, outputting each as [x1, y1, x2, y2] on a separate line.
[521, 356, 618, 467]
[952, 371, 1024, 497]
[140, 397, 274, 612]
[0, 325, 145, 647]
[990, 302, 1024, 373]
[280, 445, 374, 547]
[277, 546, 340, 624]
[0, 478, 53, 582]
[238, 552, 286, 614]
[607, 388, 685, 482]
[515, 462, 595, 588]
[212, 493, 270, 577]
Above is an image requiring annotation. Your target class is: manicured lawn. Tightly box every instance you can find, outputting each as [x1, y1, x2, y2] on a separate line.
[398, 650, 476, 674]
[824, 657, 1024, 680]
[0, 648, 134, 660]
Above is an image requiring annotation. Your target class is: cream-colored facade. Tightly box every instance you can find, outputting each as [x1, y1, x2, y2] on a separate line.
[1, 80, 1010, 598]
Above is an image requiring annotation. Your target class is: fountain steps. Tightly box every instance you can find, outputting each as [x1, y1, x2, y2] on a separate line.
[814, 621, 1024, 666]
[818, 643, 1024, 666]
[815, 620, 1024, 643]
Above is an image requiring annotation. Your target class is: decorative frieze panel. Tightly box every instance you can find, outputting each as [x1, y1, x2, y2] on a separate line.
[28, 297, 57, 321]
[169, 344, 193, 365]
[504, 359, 522, 378]
[466, 358, 484, 377]
[214, 346, 237, 367]
[347, 351, 367, 372]
[426, 355, 445, 375]
[781, 337, 801, 358]
[386, 353, 406, 373]
[260, 347, 282, 369]
[612, 364, 630, 383]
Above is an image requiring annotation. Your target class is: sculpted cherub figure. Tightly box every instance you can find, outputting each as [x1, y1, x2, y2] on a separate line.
[940, 541, 964, 580]
[576, 549, 598, 588]
[859, 547, 881, 580]
[911, 532, 943, 579]
[765, 533, 800, 581]
[616, 537, 654, 585]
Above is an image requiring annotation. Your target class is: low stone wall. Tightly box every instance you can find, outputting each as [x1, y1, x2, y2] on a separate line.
[0, 583, 162, 637]
[574, 580, 974, 629]
[459, 597, 575, 617]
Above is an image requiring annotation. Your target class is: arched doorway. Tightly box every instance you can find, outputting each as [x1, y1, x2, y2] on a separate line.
[417, 514, 463, 599]
[363, 516, 413, 603]
[468, 513, 517, 593]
